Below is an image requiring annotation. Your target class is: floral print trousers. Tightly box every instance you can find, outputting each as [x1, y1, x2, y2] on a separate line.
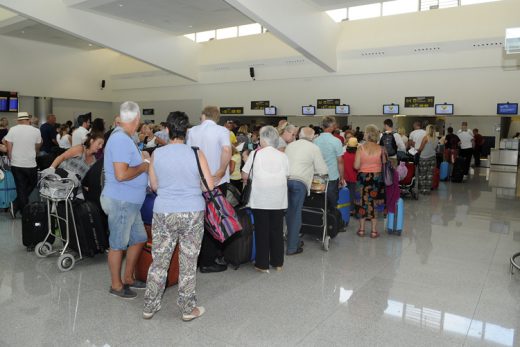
[418, 157, 436, 194]
[143, 211, 204, 315]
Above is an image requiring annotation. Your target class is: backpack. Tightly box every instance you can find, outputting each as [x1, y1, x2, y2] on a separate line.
[380, 132, 397, 157]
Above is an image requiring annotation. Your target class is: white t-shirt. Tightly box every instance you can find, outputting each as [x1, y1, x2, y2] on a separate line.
[409, 129, 426, 150]
[457, 130, 473, 149]
[242, 146, 289, 210]
[57, 134, 72, 149]
[72, 126, 89, 146]
[4, 124, 42, 168]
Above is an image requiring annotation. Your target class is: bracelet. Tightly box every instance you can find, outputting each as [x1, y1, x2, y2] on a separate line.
[143, 159, 150, 164]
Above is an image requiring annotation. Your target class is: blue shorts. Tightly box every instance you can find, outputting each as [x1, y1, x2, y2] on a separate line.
[100, 195, 147, 251]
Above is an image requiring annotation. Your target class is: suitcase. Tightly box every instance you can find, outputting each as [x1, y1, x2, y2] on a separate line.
[386, 198, 404, 235]
[223, 208, 254, 269]
[82, 159, 104, 204]
[439, 161, 449, 181]
[140, 192, 156, 225]
[134, 224, 179, 287]
[451, 157, 465, 183]
[22, 201, 55, 251]
[432, 168, 440, 190]
[301, 208, 340, 239]
[0, 170, 16, 209]
[336, 187, 350, 226]
[58, 200, 108, 257]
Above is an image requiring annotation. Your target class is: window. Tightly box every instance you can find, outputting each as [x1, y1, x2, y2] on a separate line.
[461, 0, 501, 5]
[195, 30, 215, 43]
[420, 0, 458, 11]
[184, 33, 195, 41]
[383, 0, 419, 16]
[326, 8, 347, 22]
[348, 3, 382, 21]
[238, 23, 262, 37]
[216, 26, 238, 40]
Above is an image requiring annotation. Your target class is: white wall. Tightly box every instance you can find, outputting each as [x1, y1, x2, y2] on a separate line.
[111, 99, 203, 125]
[52, 98, 113, 124]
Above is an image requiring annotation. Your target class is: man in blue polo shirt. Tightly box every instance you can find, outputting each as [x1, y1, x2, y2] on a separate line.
[314, 116, 344, 209]
[101, 101, 150, 299]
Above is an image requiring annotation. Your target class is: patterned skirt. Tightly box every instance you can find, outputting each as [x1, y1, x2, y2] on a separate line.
[355, 172, 385, 220]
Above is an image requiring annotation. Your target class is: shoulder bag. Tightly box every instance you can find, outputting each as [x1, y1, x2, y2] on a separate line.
[240, 150, 257, 206]
[381, 147, 395, 186]
[192, 147, 242, 243]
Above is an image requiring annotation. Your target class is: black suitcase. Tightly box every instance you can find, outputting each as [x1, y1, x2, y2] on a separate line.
[58, 200, 108, 257]
[223, 208, 253, 269]
[22, 201, 55, 251]
[451, 157, 465, 183]
[301, 208, 340, 239]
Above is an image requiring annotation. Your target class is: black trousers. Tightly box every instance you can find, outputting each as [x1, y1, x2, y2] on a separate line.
[459, 148, 473, 175]
[326, 179, 339, 211]
[252, 209, 284, 270]
[473, 147, 481, 167]
[11, 166, 38, 213]
[198, 183, 227, 267]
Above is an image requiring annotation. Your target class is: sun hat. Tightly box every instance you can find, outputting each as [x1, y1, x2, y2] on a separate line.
[17, 112, 30, 120]
[347, 137, 358, 148]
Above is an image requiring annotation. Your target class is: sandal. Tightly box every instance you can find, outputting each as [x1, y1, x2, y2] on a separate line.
[356, 229, 365, 237]
[370, 231, 380, 239]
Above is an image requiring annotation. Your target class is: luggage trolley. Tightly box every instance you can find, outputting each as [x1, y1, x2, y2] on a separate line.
[301, 174, 331, 251]
[34, 174, 82, 272]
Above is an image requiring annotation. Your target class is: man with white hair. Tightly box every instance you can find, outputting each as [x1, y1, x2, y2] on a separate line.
[187, 106, 231, 273]
[4, 112, 42, 218]
[101, 101, 150, 299]
[285, 127, 328, 255]
[277, 123, 298, 152]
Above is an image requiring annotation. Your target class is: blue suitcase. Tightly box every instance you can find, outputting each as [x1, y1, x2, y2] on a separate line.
[337, 187, 350, 226]
[440, 161, 449, 181]
[140, 192, 156, 225]
[386, 198, 404, 235]
[0, 170, 17, 209]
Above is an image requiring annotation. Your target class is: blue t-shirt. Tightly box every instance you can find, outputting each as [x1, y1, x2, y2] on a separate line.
[102, 128, 148, 204]
[314, 132, 343, 180]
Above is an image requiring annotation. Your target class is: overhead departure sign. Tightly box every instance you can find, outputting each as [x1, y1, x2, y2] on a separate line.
[317, 99, 340, 109]
[251, 101, 270, 110]
[220, 107, 244, 115]
[405, 96, 435, 108]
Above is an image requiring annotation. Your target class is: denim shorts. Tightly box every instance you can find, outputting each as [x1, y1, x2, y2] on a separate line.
[100, 195, 147, 251]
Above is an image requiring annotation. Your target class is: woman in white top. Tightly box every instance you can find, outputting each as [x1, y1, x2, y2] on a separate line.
[140, 124, 158, 149]
[56, 124, 72, 150]
[242, 126, 289, 273]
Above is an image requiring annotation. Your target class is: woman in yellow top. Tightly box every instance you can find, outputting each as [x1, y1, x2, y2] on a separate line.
[229, 146, 242, 192]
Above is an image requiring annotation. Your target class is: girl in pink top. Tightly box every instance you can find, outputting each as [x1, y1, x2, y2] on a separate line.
[354, 124, 385, 238]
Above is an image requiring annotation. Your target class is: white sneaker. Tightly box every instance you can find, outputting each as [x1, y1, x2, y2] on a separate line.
[143, 305, 161, 320]
[182, 306, 205, 322]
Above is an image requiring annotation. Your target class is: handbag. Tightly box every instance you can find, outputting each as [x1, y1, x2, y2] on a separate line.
[241, 150, 257, 206]
[381, 148, 395, 186]
[192, 147, 242, 243]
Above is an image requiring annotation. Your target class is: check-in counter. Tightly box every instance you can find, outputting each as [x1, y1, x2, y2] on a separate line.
[489, 139, 520, 191]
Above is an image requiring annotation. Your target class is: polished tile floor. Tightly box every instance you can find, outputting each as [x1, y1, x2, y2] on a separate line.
[1, 170, 520, 347]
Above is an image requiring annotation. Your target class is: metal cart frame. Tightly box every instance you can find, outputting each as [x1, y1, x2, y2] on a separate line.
[301, 176, 330, 251]
[34, 175, 82, 272]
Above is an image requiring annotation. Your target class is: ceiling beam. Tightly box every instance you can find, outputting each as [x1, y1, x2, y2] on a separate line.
[0, 0, 199, 81]
[225, 0, 340, 72]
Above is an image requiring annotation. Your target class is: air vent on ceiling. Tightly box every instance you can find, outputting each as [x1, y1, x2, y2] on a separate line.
[249, 63, 265, 67]
[214, 66, 230, 71]
[472, 42, 503, 48]
[361, 51, 385, 57]
[285, 59, 306, 64]
[413, 47, 441, 53]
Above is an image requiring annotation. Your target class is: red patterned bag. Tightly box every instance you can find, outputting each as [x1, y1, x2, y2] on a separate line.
[192, 147, 242, 243]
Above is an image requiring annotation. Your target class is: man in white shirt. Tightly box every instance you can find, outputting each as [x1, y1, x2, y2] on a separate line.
[71, 113, 91, 146]
[187, 106, 231, 273]
[4, 112, 42, 218]
[379, 118, 406, 166]
[457, 121, 474, 176]
[408, 121, 426, 163]
[285, 127, 328, 255]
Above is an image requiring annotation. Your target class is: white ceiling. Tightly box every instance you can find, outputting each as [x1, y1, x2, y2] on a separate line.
[83, 0, 254, 35]
[306, 0, 394, 10]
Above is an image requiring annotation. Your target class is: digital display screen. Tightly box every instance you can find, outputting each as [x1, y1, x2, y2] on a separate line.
[435, 104, 454, 115]
[0, 97, 7, 112]
[8, 97, 18, 112]
[383, 104, 399, 115]
[264, 106, 277, 115]
[335, 105, 350, 115]
[302, 106, 316, 115]
[497, 103, 518, 115]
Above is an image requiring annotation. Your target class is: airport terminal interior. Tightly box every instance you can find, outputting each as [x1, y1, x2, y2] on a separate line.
[1, 0, 520, 346]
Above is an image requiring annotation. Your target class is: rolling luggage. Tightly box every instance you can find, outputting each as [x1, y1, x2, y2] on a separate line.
[0, 169, 16, 209]
[451, 157, 465, 183]
[337, 187, 350, 226]
[432, 168, 440, 190]
[301, 208, 340, 239]
[223, 208, 254, 269]
[140, 192, 156, 225]
[439, 161, 449, 181]
[386, 198, 404, 235]
[134, 224, 179, 287]
[22, 201, 55, 251]
[58, 200, 108, 257]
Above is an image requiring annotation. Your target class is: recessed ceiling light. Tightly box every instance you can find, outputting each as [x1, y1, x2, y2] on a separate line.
[118, 3, 123, 7]
[188, 25, 193, 28]
[88, 43, 93, 46]
[21, 30, 25, 34]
